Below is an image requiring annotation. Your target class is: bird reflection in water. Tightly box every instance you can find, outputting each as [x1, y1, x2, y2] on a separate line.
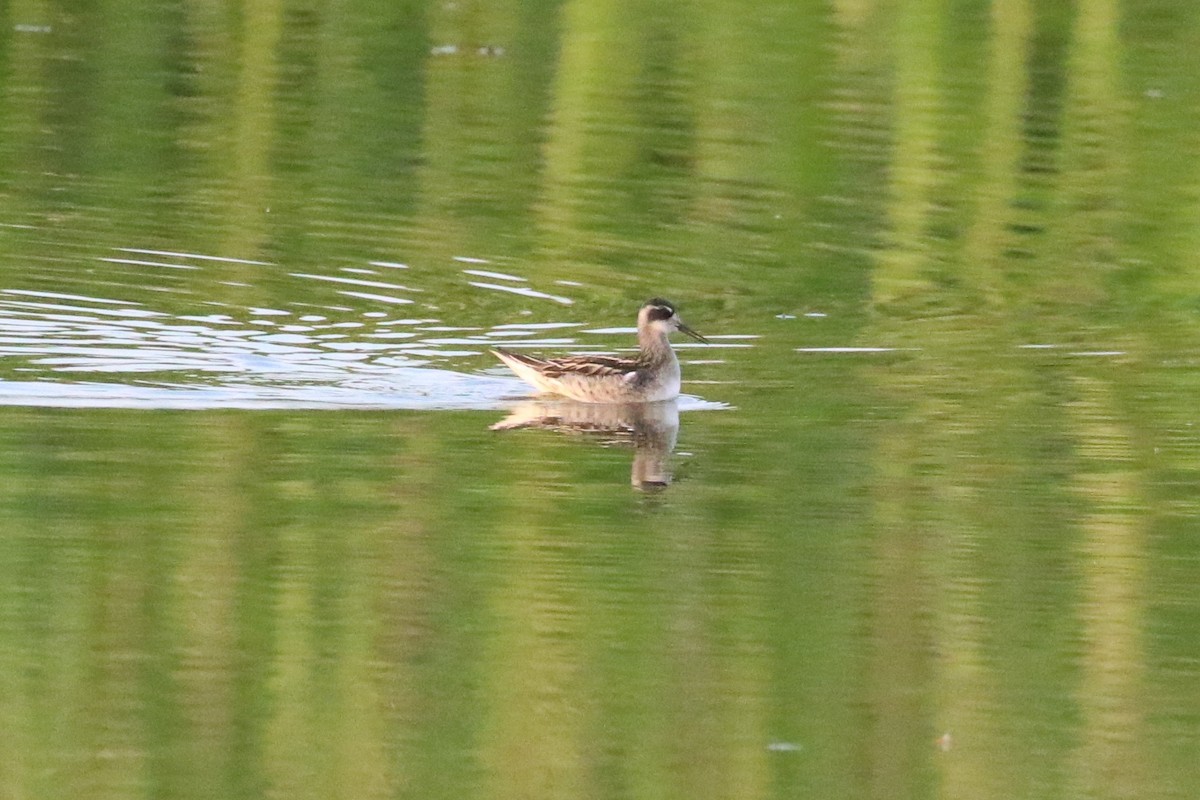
[490, 399, 680, 489]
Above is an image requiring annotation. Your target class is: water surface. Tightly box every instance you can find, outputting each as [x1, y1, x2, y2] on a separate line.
[2, 2, 1199, 799]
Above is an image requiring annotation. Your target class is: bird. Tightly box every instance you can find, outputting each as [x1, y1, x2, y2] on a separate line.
[491, 298, 707, 403]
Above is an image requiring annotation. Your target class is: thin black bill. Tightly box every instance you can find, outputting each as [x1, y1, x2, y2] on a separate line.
[678, 321, 709, 344]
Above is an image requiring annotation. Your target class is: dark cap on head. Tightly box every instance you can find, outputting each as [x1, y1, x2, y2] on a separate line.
[644, 298, 676, 322]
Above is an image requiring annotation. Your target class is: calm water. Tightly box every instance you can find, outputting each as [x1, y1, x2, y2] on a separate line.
[3, 1, 1200, 798]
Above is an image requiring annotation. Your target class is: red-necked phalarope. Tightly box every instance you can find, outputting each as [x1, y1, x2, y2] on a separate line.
[491, 298, 708, 403]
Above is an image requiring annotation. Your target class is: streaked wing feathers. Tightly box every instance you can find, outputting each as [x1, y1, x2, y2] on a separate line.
[538, 354, 641, 380]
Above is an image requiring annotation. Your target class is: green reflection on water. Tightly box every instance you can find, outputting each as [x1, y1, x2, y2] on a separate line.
[2, 0, 1200, 798]
[0, 407, 871, 799]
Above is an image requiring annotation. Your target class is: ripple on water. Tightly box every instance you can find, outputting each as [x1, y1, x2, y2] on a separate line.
[0, 284, 731, 410]
[0, 246, 737, 410]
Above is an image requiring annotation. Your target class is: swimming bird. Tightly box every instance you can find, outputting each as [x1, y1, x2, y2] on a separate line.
[491, 298, 707, 403]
